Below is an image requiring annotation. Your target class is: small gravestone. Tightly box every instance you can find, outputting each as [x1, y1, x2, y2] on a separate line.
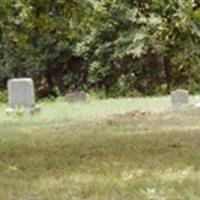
[193, 96, 200, 109]
[194, 102, 200, 109]
[6, 78, 40, 115]
[171, 89, 189, 109]
[66, 91, 87, 103]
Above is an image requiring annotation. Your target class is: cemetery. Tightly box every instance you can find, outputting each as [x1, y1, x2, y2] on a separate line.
[1, 0, 200, 199]
[1, 82, 200, 199]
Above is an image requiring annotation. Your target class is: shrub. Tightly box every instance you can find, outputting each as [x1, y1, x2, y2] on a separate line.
[0, 91, 7, 103]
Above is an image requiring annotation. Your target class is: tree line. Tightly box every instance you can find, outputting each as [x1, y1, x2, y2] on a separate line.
[0, 0, 200, 99]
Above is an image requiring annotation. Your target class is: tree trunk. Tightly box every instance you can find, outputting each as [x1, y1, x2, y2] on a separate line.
[164, 56, 172, 94]
[14, 64, 20, 78]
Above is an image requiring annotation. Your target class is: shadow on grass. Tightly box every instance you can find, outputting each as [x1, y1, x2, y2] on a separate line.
[1, 117, 200, 176]
[2, 112, 200, 199]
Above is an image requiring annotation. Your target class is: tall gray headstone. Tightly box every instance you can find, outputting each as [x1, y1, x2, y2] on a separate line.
[171, 89, 189, 109]
[6, 78, 39, 114]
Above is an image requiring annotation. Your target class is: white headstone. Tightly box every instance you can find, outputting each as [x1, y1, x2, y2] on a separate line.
[6, 78, 39, 114]
[171, 89, 189, 109]
[194, 102, 200, 109]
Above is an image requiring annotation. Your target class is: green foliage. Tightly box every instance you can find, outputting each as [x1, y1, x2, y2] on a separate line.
[0, 91, 7, 103]
[0, 0, 200, 97]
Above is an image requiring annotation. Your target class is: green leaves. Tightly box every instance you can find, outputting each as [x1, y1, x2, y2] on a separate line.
[0, 0, 200, 97]
[114, 29, 148, 59]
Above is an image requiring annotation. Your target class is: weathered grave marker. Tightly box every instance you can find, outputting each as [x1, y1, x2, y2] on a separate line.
[6, 78, 40, 115]
[66, 91, 87, 103]
[171, 89, 189, 109]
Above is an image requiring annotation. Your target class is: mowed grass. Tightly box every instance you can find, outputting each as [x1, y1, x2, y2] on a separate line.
[0, 96, 171, 126]
[1, 96, 200, 199]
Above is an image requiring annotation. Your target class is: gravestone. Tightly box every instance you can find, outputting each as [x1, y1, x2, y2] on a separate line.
[171, 89, 189, 109]
[194, 102, 200, 109]
[6, 78, 40, 115]
[193, 96, 200, 110]
[66, 91, 87, 103]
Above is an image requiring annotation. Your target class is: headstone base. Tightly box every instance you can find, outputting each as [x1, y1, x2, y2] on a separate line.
[172, 104, 190, 110]
[6, 106, 40, 116]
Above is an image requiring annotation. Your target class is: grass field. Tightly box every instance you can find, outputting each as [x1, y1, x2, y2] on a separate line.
[1, 96, 200, 199]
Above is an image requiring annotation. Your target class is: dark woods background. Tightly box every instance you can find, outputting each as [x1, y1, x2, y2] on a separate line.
[0, 0, 200, 100]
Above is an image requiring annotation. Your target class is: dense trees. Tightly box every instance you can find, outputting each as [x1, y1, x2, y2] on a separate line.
[0, 0, 200, 98]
